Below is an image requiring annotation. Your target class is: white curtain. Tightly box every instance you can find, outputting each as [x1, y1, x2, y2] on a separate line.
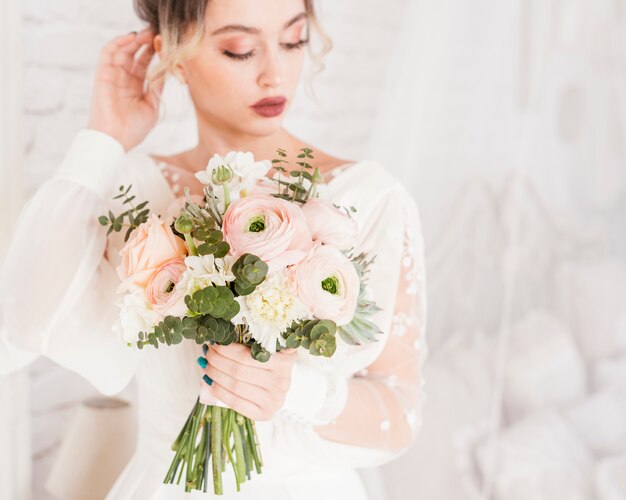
[367, 0, 626, 499]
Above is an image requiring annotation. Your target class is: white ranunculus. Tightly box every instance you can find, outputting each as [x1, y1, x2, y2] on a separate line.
[177, 254, 236, 296]
[225, 151, 272, 197]
[194, 151, 271, 208]
[231, 271, 311, 354]
[113, 287, 161, 344]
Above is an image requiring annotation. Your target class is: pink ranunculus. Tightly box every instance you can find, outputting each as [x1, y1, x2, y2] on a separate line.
[145, 257, 188, 320]
[116, 213, 188, 292]
[165, 194, 205, 224]
[288, 243, 360, 326]
[301, 198, 359, 251]
[222, 194, 313, 272]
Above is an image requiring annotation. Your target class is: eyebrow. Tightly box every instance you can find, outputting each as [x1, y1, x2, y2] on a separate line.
[210, 12, 307, 36]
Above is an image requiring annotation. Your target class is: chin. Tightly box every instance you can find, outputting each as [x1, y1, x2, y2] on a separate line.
[244, 118, 285, 137]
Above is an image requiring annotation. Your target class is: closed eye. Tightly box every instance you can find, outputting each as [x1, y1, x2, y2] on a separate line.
[222, 50, 255, 61]
[281, 38, 309, 50]
[222, 38, 309, 61]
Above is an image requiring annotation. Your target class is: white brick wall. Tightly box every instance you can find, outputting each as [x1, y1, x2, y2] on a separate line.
[22, 1, 407, 498]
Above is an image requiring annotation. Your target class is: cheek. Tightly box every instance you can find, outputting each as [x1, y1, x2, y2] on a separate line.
[284, 52, 306, 85]
[188, 54, 254, 100]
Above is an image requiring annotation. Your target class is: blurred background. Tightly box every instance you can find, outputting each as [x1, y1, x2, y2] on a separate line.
[1, 0, 625, 498]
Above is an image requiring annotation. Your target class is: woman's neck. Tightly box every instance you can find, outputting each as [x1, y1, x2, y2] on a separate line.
[182, 118, 301, 171]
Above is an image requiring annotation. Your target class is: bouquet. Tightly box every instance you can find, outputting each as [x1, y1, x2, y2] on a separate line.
[98, 148, 382, 494]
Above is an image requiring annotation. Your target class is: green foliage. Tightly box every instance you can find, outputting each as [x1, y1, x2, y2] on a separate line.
[97, 184, 150, 242]
[174, 189, 231, 258]
[269, 147, 323, 203]
[337, 251, 384, 345]
[185, 285, 240, 321]
[231, 254, 268, 296]
[250, 342, 271, 363]
[134, 314, 237, 349]
[281, 318, 337, 357]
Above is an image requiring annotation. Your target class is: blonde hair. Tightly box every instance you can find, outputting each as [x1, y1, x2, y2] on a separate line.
[134, 0, 332, 99]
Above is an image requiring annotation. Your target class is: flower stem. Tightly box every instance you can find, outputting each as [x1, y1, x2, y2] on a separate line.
[163, 399, 262, 493]
[233, 415, 246, 485]
[223, 183, 231, 211]
[184, 233, 198, 256]
[211, 405, 223, 495]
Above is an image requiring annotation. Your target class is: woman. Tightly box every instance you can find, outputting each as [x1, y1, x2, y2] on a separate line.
[0, 0, 428, 498]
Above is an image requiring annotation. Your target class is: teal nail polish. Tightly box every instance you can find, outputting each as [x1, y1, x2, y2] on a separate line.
[202, 344, 208, 355]
[197, 356, 207, 369]
[203, 374, 213, 386]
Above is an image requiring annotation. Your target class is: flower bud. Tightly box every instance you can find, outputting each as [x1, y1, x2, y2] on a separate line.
[211, 164, 234, 185]
[311, 167, 324, 185]
[174, 214, 193, 234]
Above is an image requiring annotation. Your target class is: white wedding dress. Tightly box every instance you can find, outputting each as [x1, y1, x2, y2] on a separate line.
[0, 129, 428, 499]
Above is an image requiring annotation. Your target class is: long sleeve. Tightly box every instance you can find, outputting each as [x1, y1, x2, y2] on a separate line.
[277, 177, 428, 468]
[0, 129, 142, 395]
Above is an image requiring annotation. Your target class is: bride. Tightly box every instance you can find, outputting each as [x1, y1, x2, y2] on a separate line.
[0, 0, 428, 498]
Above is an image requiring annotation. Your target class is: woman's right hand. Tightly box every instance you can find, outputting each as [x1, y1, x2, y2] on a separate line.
[87, 28, 165, 152]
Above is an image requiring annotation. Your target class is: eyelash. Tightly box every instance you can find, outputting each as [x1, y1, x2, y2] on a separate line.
[222, 38, 309, 61]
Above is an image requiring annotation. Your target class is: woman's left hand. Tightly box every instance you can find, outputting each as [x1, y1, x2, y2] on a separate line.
[198, 343, 298, 421]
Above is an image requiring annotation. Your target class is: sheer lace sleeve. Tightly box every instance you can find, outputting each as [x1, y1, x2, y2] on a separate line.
[277, 180, 428, 468]
[342, 191, 428, 450]
[0, 129, 142, 395]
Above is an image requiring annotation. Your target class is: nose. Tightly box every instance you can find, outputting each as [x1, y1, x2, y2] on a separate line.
[258, 47, 284, 88]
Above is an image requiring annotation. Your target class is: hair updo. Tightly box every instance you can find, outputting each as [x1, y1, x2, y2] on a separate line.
[133, 0, 332, 91]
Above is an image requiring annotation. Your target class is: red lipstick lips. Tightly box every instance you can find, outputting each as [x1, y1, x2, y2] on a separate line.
[251, 96, 287, 118]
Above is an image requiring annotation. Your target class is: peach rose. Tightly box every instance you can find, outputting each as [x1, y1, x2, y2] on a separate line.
[288, 243, 359, 325]
[116, 213, 188, 292]
[301, 198, 358, 251]
[222, 194, 313, 272]
[145, 257, 188, 320]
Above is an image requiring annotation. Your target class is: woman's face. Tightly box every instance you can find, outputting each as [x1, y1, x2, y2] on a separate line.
[164, 0, 309, 137]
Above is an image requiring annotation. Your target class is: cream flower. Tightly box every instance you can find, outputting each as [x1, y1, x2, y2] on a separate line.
[177, 253, 236, 296]
[231, 271, 310, 353]
[113, 287, 161, 344]
[194, 151, 271, 209]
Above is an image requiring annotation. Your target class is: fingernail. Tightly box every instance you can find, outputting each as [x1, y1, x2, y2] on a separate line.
[203, 374, 213, 386]
[209, 340, 216, 345]
[128, 30, 137, 35]
[197, 356, 208, 369]
[202, 344, 208, 355]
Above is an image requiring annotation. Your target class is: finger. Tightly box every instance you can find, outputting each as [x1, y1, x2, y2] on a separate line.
[132, 43, 156, 80]
[203, 380, 264, 420]
[204, 362, 275, 407]
[113, 34, 155, 73]
[100, 28, 153, 66]
[210, 343, 272, 370]
[111, 50, 136, 74]
[206, 348, 276, 389]
[145, 74, 165, 109]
